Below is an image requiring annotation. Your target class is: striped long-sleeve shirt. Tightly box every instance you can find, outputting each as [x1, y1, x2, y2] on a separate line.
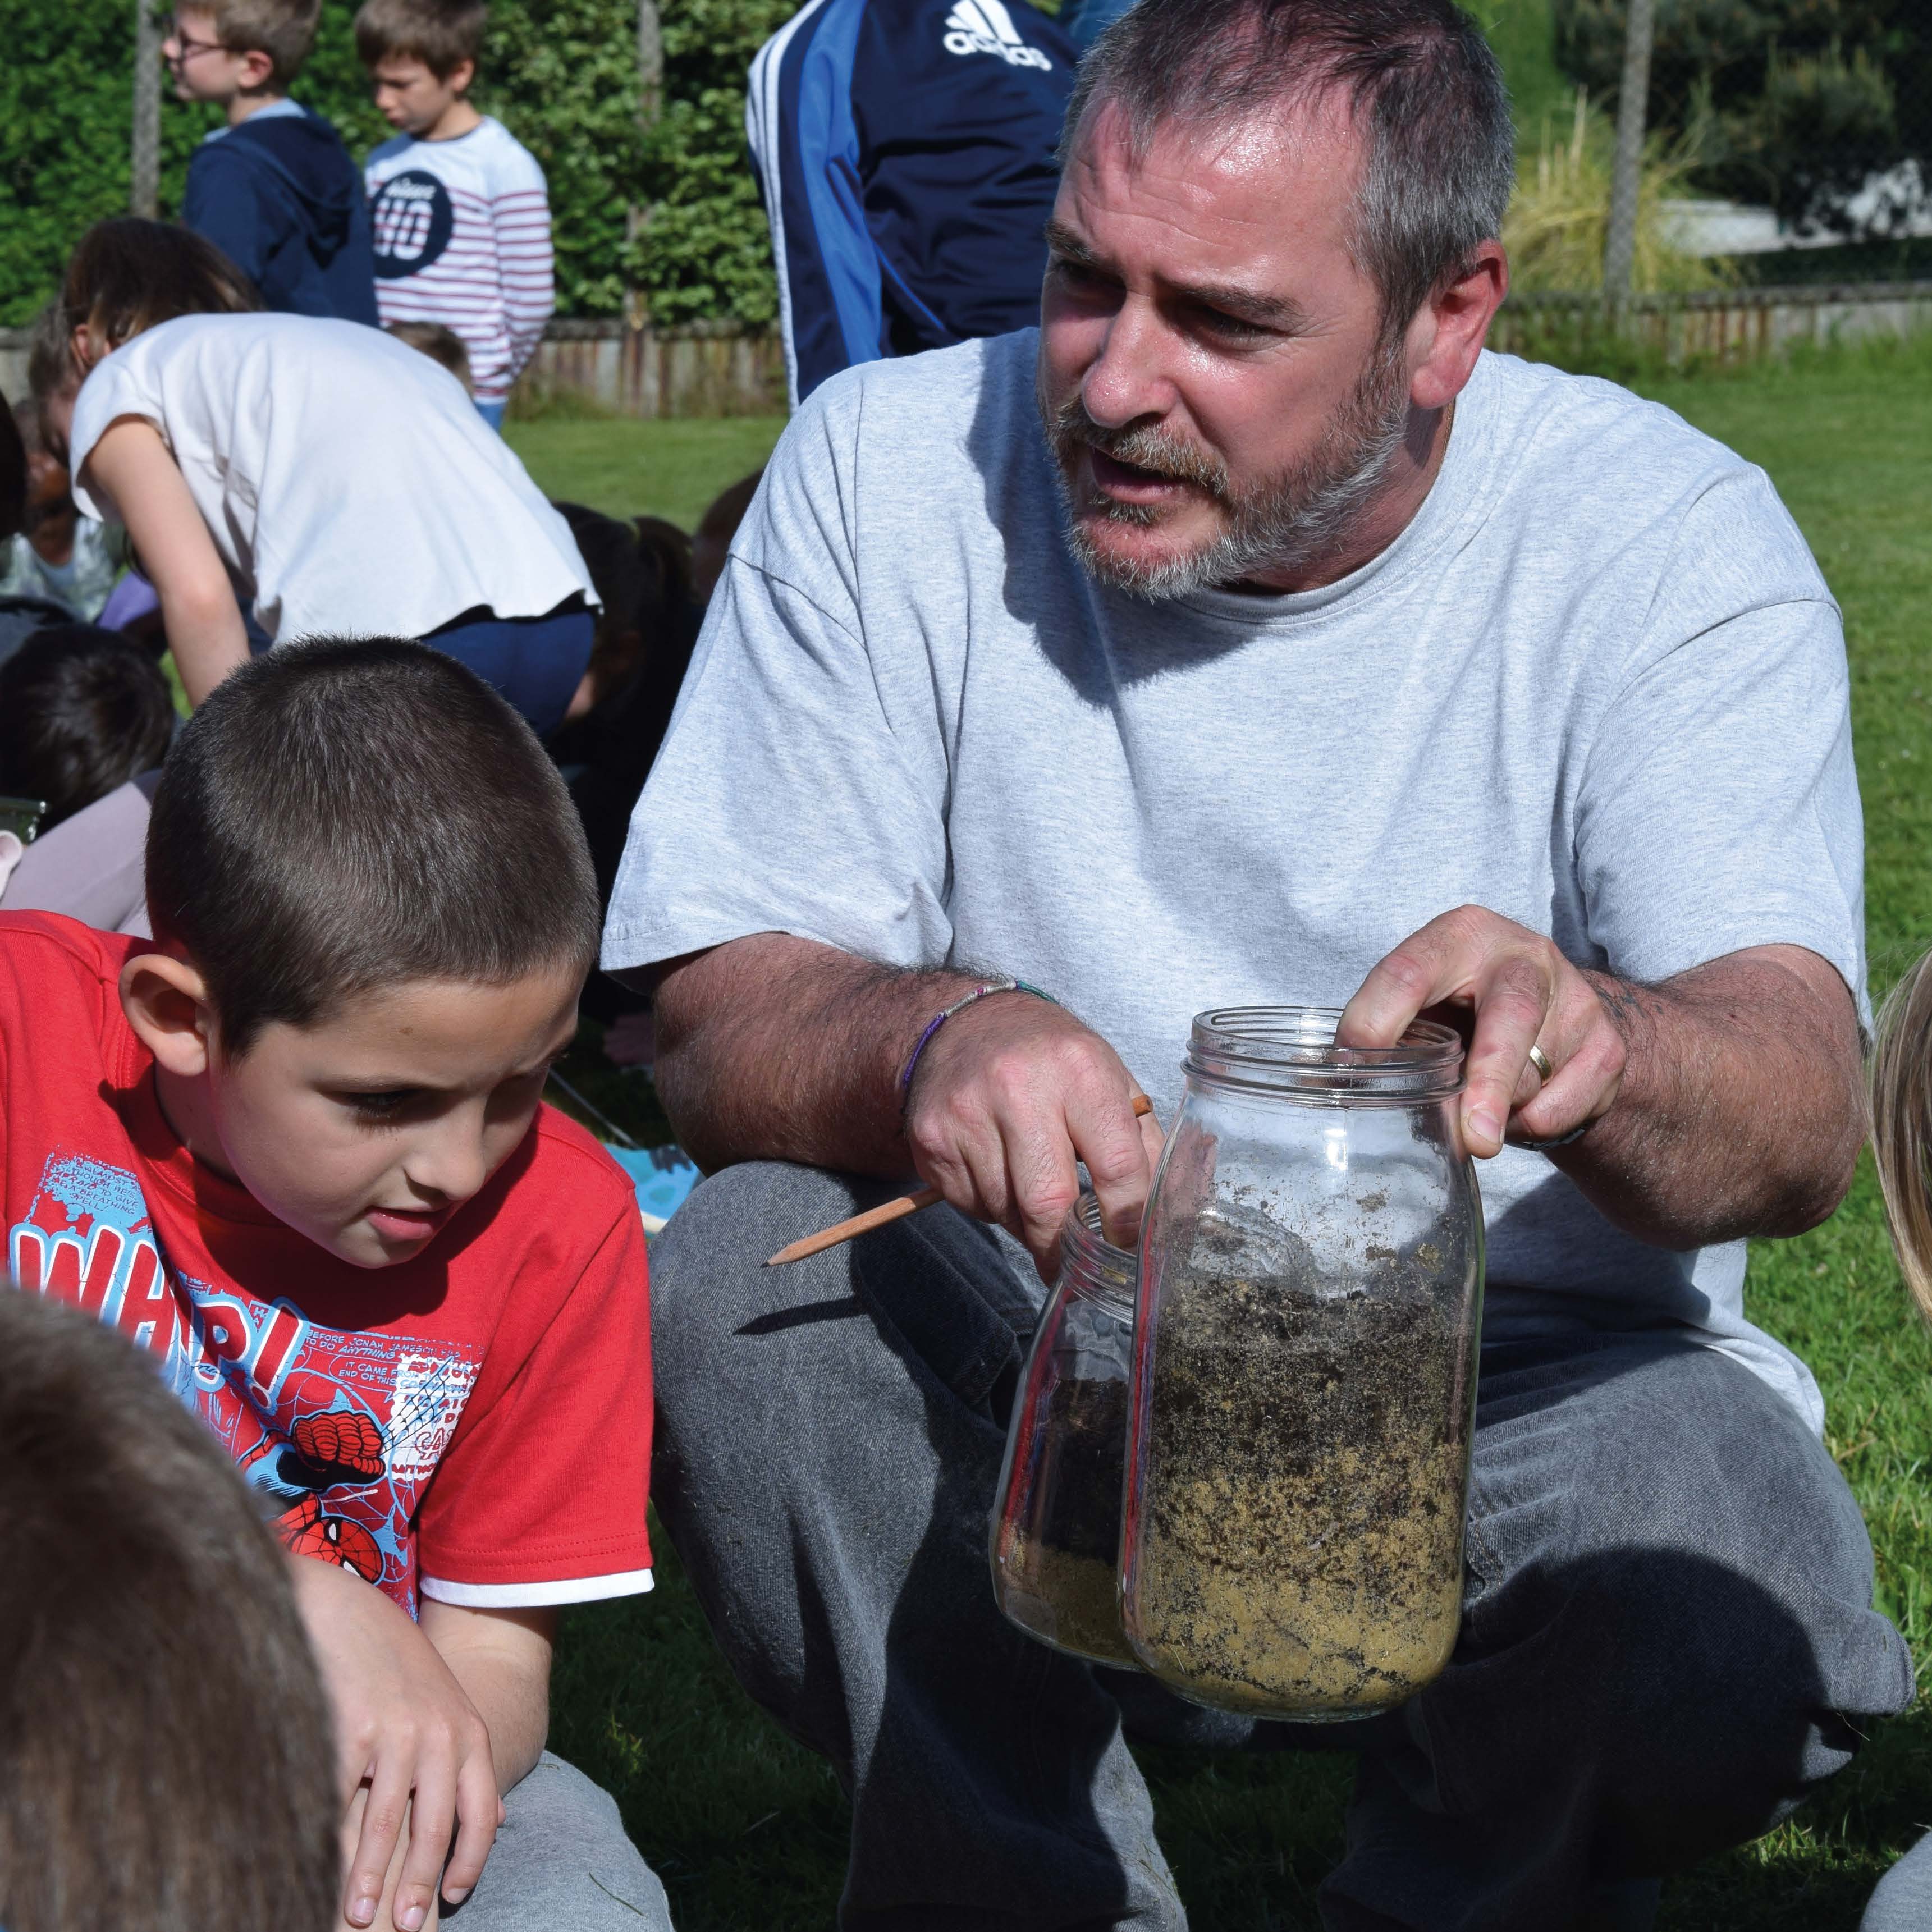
[366, 117, 555, 405]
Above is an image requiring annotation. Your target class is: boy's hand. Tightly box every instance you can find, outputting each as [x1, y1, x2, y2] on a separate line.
[287, 1555, 502, 1931]
[337, 1792, 447, 1932]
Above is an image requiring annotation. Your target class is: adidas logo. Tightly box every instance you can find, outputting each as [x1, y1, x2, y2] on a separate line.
[943, 0, 1052, 69]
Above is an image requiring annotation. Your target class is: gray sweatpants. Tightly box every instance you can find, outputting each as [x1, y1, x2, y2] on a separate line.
[1863, 1832, 1932, 1931]
[443, 1752, 671, 1929]
[649, 1162, 1915, 1932]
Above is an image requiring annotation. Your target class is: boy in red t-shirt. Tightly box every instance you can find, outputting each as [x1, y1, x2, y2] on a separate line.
[0, 640, 670, 1932]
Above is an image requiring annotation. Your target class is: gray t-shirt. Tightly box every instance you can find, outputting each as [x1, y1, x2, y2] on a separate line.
[605, 330, 1863, 1431]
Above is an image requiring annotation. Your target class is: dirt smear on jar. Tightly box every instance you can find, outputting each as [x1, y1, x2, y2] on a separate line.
[1127, 1225, 1471, 1718]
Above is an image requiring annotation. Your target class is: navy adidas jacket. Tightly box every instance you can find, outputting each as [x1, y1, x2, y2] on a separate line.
[748, 0, 1077, 405]
[181, 104, 380, 326]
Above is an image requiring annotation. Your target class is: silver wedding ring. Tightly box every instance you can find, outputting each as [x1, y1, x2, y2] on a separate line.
[1527, 1043, 1554, 1086]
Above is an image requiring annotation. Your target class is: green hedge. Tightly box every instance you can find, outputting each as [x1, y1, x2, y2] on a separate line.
[0, 0, 1594, 335]
[0, 0, 796, 328]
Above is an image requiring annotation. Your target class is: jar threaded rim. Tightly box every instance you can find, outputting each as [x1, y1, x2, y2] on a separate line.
[1062, 1192, 1138, 1308]
[1185, 1006, 1464, 1101]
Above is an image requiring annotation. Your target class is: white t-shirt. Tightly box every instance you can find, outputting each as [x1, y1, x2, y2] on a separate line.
[365, 117, 555, 405]
[604, 331, 1866, 1432]
[70, 313, 592, 641]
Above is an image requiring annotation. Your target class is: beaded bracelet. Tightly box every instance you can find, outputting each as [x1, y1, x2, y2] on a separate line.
[899, 978, 1057, 1109]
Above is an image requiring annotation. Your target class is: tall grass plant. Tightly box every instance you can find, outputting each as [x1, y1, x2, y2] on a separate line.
[1504, 88, 1734, 294]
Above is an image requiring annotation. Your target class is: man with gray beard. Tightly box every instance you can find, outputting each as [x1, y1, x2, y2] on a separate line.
[601, 0, 1912, 1925]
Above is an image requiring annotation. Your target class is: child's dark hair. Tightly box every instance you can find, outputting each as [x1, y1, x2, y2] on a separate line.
[146, 638, 601, 1057]
[0, 627, 176, 830]
[0, 1292, 337, 1932]
[41, 221, 260, 393]
[354, 0, 487, 76]
[553, 501, 657, 706]
[692, 468, 763, 604]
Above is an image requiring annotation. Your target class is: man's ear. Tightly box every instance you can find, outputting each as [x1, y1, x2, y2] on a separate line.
[1407, 238, 1509, 415]
[120, 953, 219, 1078]
[447, 56, 476, 97]
[238, 47, 277, 91]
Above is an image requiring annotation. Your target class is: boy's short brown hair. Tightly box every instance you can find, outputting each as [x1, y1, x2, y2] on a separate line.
[385, 319, 474, 392]
[187, 0, 323, 90]
[0, 1292, 337, 1932]
[354, 0, 487, 77]
[147, 638, 601, 1058]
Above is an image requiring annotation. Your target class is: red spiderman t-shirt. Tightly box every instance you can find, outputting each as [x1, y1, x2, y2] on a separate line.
[0, 913, 653, 1615]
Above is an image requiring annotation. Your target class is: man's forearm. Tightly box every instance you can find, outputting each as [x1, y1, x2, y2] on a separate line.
[653, 932, 1168, 1267]
[1550, 948, 1863, 1248]
[657, 933, 1860, 1255]
[652, 934, 987, 1174]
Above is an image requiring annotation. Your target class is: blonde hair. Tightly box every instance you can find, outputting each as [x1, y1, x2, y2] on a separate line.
[191, 0, 322, 89]
[1870, 949, 1932, 1316]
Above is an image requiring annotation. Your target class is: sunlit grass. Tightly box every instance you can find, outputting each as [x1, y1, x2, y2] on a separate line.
[503, 414, 785, 533]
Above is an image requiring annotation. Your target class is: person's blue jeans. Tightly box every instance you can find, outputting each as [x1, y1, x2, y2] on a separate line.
[475, 397, 509, 432]
[647, 1162, 1916, 1931]
[424, 607, 594, 738]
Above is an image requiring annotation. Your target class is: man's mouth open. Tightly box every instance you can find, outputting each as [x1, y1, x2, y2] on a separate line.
[1086, 447, 1202, 508]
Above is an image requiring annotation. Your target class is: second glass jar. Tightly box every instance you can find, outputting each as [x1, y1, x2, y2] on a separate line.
[990, 1193, 1139, 1669]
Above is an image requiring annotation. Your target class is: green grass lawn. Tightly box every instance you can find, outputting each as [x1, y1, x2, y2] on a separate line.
[540, 335, 1932, 1929]
[504, 415, 787, 532]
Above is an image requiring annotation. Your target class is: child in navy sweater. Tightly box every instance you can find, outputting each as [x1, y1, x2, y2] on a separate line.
[167, 0, 379, 324]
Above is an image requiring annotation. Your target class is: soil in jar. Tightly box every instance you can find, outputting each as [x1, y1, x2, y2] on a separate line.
[1127, 1234, 1470, 1716]
[997, 1370, 1136, 1667]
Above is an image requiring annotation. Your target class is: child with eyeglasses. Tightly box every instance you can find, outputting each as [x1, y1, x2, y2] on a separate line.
[164, 0, 379, 326]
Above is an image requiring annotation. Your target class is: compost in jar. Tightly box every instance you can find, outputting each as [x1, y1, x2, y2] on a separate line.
[990, 1193, 1138, 1668]
[1121, 1008, 1483, 1719]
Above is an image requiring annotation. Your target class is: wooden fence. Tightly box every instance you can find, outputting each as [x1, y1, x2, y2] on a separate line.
[2, 282, 1928, 419]
[0, 317, 787, 420]
[511, 318, 786, 419]
[1487, 281, 1932, 367]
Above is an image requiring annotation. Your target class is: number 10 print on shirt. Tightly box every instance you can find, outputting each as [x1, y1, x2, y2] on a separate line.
[370, 168, 456, 277]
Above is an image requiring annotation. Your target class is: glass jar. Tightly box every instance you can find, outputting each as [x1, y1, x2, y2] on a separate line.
[1120, 1008, 1483, 1720]
[990, 1193, 1139, 1669]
